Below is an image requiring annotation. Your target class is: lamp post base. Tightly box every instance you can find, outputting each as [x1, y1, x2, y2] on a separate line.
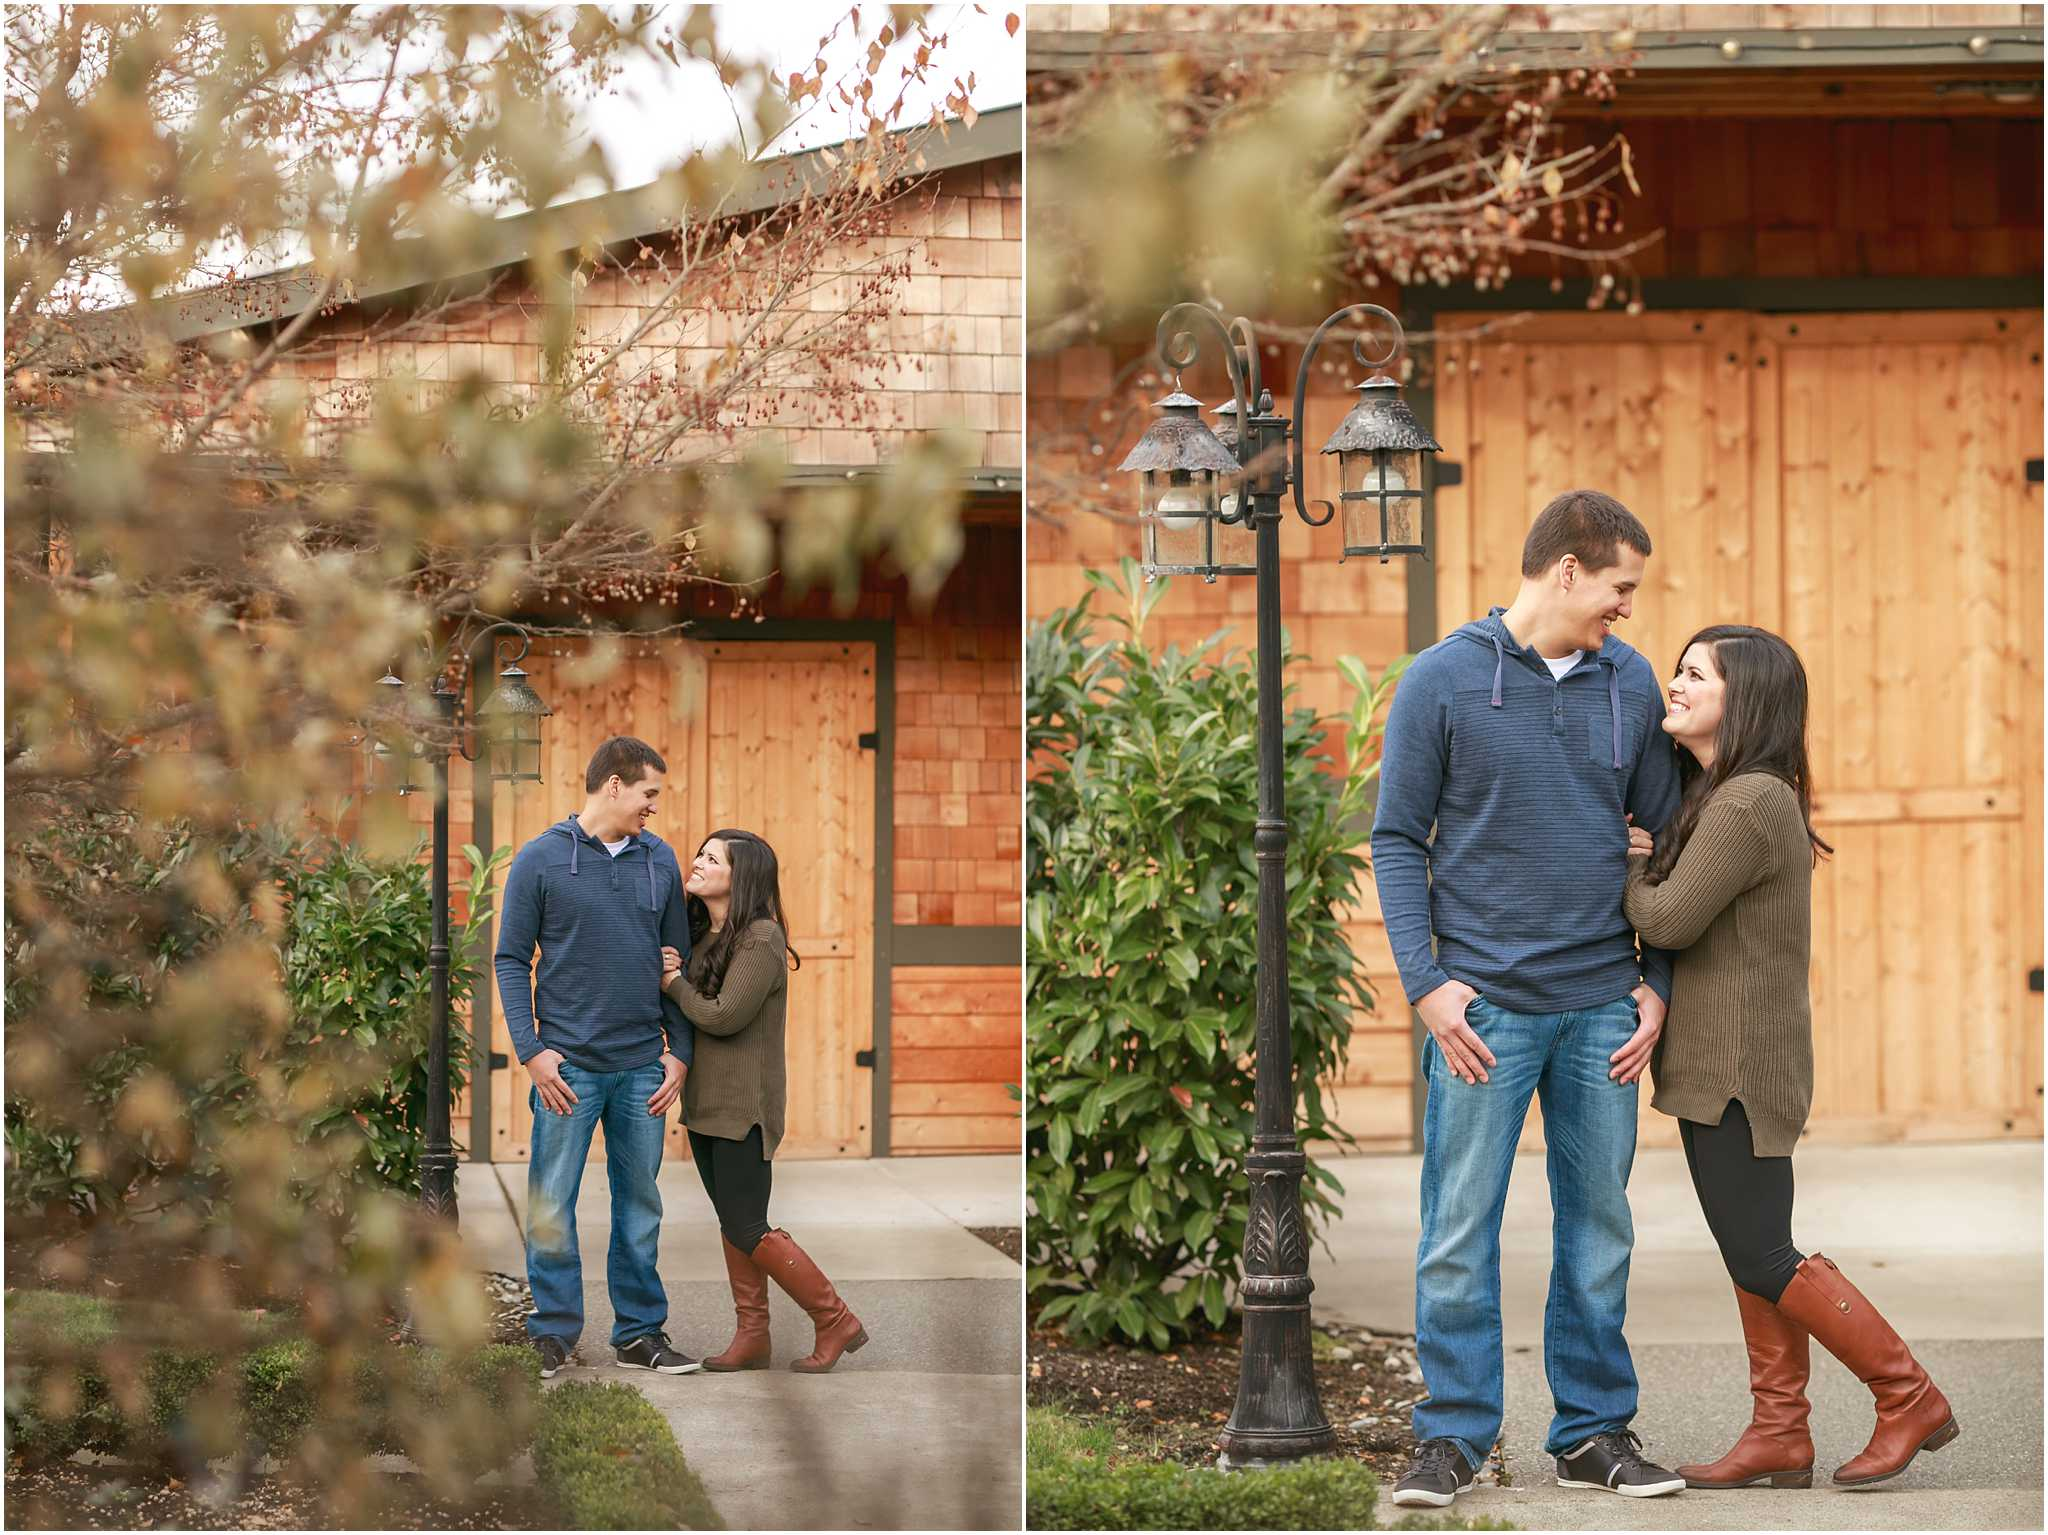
[420, 1151, 460, 1229]
[1218, 1150, 1336, 1463]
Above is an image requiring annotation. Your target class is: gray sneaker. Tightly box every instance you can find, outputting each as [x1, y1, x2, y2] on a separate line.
[1390, 1438, 1477, 1508]
[615, 1334, 701, 1374]
[1555, 1428, 1686, 1497]
[532, 1336, 569, 1379]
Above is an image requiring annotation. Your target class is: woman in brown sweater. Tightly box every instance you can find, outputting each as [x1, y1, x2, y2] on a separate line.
[1624, 625, 1955, 1491]
[658, 828, 868, 1374]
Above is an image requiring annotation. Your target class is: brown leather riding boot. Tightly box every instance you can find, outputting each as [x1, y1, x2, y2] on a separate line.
[1676, 1285, 1815, 1488]
[1773, 1254, 1959, 1487]
[703, 1236, 772, 1372]
[751, 1229, 868, 1373]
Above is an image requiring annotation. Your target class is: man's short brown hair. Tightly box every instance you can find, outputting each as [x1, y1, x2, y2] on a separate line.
[584, 736, 667, 793]
[1521, 490, 1653, 578]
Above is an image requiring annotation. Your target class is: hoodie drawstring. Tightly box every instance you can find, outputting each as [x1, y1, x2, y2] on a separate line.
[1607, 663, 1623, 768]
[1490, 633, 1504, 708]
[559, 822, 654, 902]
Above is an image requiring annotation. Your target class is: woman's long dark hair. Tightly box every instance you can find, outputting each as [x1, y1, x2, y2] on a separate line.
[1644, 625, 1833, 885]
[685, 828, 801, 996]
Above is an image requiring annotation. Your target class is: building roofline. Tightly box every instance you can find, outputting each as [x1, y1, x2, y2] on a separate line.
[1027, 25, 2042, 74]
[94, 103, 1021, 349]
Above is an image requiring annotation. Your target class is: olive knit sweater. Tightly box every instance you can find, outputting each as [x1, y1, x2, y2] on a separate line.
[663, 919, 789, 1158]
[1623, 771, 1815, 1156]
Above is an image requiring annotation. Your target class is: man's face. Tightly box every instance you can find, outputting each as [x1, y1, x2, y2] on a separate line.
[609, 768, 664, 833]
[1561, 544, 1645, 652]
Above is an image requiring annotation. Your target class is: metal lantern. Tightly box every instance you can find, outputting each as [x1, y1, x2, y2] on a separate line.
[366, 669, 422, 796]
[477, 659, 553, 784]
[1119, 389, 1255, 582]
[1321, 373, 1441, 563]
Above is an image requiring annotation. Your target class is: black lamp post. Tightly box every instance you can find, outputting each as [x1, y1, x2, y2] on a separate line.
[1117, 302, 1442, 1466]
[367, 623, 552, 1225]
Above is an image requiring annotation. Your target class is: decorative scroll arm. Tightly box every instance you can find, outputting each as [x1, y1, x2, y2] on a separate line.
[446, 619, 536, 764]
[1156, 301, 1252, 470]
[1289, 303, 1405, 528]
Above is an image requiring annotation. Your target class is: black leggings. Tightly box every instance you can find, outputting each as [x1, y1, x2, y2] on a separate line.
[1679, 1099, 1806, 1304]
[689, 1125, 774, 1253]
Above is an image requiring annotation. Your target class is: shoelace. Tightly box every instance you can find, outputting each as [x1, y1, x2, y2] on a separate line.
[1598, 1428, 1654, 1473]
[1410, 1440, 1464, 1477]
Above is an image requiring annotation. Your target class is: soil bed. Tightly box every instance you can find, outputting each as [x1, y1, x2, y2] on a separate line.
[969, 1226, 1023, 1262]
[1029, 1319, 1509, 1486]
[2, 1461, 546, 1531]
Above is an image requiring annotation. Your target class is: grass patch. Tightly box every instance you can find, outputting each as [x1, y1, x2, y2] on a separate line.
[534, 1381, 721, 1531]
[1026, 1405, 1514, 1531]
[4, 1288, 537, 1481]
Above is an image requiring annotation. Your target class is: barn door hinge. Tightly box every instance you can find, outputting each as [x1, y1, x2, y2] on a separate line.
[2029, 967, 2043, 993]
[488, 1052, 509, 1070]
[2027, 459, 2043, 484]
[854, 1048, 876, 1068]
[1433, 459, 1464, 488]
[857, 730, 879, 750]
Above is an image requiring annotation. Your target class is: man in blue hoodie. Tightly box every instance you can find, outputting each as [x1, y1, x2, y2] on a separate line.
[495, 735, 697, 1379]
[1372, 491, 1686, 1508]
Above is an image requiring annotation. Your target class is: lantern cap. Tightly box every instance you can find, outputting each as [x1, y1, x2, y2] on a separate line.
[1319, 375, 1442, 457]
[479, 663, 552, 718]
[1118, 387, 1243, 476]
[1208, 395, 1240, 448]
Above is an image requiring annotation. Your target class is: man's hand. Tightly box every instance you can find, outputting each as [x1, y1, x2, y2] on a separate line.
[661, 945, 683, 982]
[1611, 985, 1665, 1084]
[526, 1048, 577, 1116]
[648, 1051, 686, 1116]
[1417, 979, 1494, 1085]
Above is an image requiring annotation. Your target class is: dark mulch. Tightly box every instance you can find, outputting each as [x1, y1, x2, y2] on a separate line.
[1028, 1320, 1510, 1485]
[968, 1226, 1023, 1262]
[2, 1462, 548, 1531]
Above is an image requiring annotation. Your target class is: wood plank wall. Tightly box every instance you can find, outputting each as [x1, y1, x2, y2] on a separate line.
[892, 965, 1024, 1153]
[1027, 104, 2042, 1148]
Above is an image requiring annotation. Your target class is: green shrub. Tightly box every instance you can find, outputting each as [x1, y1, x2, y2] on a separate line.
[1026, 563, 1408, 1345]
[277, 834, 509, 1195]
[3, 810, 508, 1231]
[1026, 1407, 1381, 1530]
[2, 1291, 126, 1462]
[242, 1339, 318, 1458]
[535, 1381, 722, 1530]
[3, 1291, 537, 1480]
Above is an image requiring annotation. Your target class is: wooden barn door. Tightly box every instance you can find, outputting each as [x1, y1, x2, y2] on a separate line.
[1769, 312, 2042, 1142]
[695, 640, 877, 1159]
[1434, 309, 2043, 1148]
[487, 637, 877, 1162]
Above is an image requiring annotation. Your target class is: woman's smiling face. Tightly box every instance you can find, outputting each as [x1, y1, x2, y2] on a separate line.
[1663, 641, 1726, 751]
[687, 837, 732, 900]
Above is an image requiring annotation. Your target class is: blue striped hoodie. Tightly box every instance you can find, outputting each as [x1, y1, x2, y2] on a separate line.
[493, 816, 693, 1072]
[1371, 608, 1681, 1016]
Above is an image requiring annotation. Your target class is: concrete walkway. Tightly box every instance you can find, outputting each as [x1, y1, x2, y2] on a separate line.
[1311, 1140, 2044, 1530]
[458, 1154, 1022, 1531]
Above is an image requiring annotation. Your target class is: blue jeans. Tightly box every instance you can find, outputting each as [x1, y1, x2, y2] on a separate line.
[1414, 993, 1642, 1468]
[525, 1059, 669, 1351]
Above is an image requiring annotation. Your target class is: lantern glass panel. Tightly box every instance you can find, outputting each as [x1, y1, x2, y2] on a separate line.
[1212, 506, 1256, 567]
[1144, 469, 1216, 569]
[1341, 449, 1424, 552]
